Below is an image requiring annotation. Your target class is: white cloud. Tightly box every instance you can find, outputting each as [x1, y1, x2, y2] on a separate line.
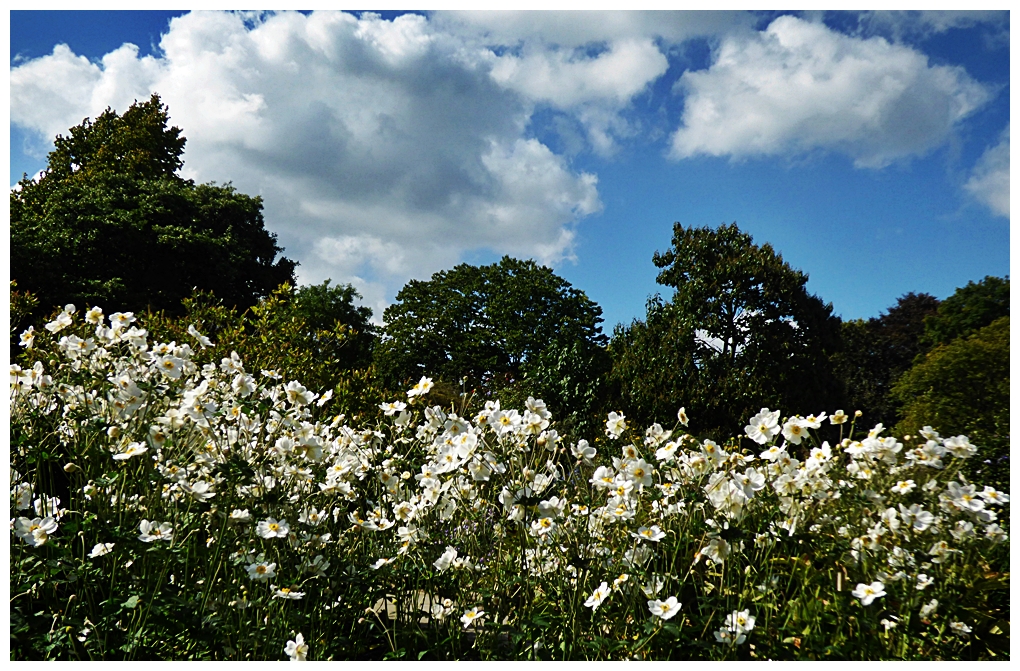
[10, 10, 607, 317]
[965, 125, 1009, 219]
[437, 10, 752, 155]
[431, 10, 752, 49]
[854, 10, 1009, 43]
[669, 15, 992, 168]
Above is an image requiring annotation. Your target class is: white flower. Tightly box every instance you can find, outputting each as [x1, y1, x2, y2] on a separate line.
[852, 581, 886, 606]
[316, 389, 333, 407]
[648, 596, 682, 620]
[187, 324, 214, 348]
[19, 326, 35, 348]
[44, 311, 73, 333]
[379, 400, 407, 416]
[246, 561, 277, 582]
[460, 607, 484, 628]
[407, 376, 434, 398]
[890, 480, 916, 495]
[584, 581, 611, 610]
[85, 306, 104, 324]
[109, 311, 136, 330]
[632, 525, 666, 542]
[257, 518, 290, 539]
[605, 412, 627, 439]
[112, 442, 149, 461]
[273, 585, 306, 600]
[571, 439, 596, 461]
[285, 633, 308, 661]
[744, 408, 780, 444]
[950, 621, 972, 636]
[371, 557, 394, 570]
[138, 520, 173, 543]
[725, 609, 756, 634]
[89, 542, 115, 558]
[943, 435, 977, 459]
[434, 546, 458, 573]
[715, 627, 747, 645]
[915, 574, 934, 590]
[15, 516, 58, 547]
[229, 509, 251, 522]
[677, 407, 689, 426]
[299, 507, 327, 526]
[919, 598, 939, 618]
[979, 486, 1009, 505]
[697, 537, 731, 565]
[782, 417, 808, 445]
[284, 381, 314, 406]
[830, 409, 848, 425]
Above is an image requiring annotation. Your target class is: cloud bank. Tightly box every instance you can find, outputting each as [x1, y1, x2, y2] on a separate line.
[10, 11, 1003, 315]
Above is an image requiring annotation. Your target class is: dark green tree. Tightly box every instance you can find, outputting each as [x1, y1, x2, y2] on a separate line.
[375, 256, 609, 433]
[609, 222, 842, 437]
[293, 280, 377, 370]
[830, 292, 941, 429]
[921, 275, 1009, 348]
[11, 94, 296, 318]
[893, 316, 1009, 490]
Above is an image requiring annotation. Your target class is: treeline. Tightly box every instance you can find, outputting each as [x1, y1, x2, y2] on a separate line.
[11, 95, 1009, 488]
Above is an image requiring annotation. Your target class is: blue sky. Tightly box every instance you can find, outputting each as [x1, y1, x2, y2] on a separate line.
[9, 10, 1010, 332]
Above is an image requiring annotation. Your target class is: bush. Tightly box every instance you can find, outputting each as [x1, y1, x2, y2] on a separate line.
[10, 305, 1009, 660]
[893, 317, 1009, 490]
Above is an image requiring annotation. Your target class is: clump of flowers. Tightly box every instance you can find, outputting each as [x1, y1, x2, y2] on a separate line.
[9, 306, 1010, 661]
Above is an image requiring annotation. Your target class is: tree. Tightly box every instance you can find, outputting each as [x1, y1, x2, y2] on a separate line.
[293, 280, 377, 370]
[921, 275, 1009, 348]
[11, 94, 296, 318]
[609, 222, 843, 437]
[374, 256, 609, 432]
[892, 316, 1009, 490]
[830, 292, 941, 428]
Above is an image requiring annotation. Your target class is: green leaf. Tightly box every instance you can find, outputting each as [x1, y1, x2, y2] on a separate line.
[122, 595, 140, 609]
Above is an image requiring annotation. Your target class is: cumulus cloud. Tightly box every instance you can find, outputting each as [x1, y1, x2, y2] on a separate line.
[437, 10, 752, 155]
[669, 15, 992, 168]
[964, 125, 1009, 219]
[10, 10, 607, 316]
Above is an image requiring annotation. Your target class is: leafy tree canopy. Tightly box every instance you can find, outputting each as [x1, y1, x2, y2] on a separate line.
[893, 316, 1009, 490]
[375, 256, 609, 431]
[610, 222, 842, 437]
[11, 94, 296, 318]
[293, 280, 376, 370]
[830, 292, 940, 428]
[922, 275, 1009, 348]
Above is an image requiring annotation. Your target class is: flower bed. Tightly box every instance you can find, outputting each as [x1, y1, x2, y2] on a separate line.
[10, 305, 1010, 660]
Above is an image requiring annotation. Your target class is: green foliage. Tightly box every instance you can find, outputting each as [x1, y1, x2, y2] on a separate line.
[142, 283, 383, 419]
[831, 293, 941, 428]
[922, 276, 1009, 348]
[375, 256, 609, 435]
[11, 94, 296, 318]
[893, 316, 1010, 490]
[610, 222, 842, 437]
[293, 280, 377, 371]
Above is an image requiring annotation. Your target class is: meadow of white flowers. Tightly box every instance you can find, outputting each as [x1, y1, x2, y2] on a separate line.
[10, 304, 1010, 660]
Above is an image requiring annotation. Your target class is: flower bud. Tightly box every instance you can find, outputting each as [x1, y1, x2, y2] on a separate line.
[63, 463, 79, 473]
